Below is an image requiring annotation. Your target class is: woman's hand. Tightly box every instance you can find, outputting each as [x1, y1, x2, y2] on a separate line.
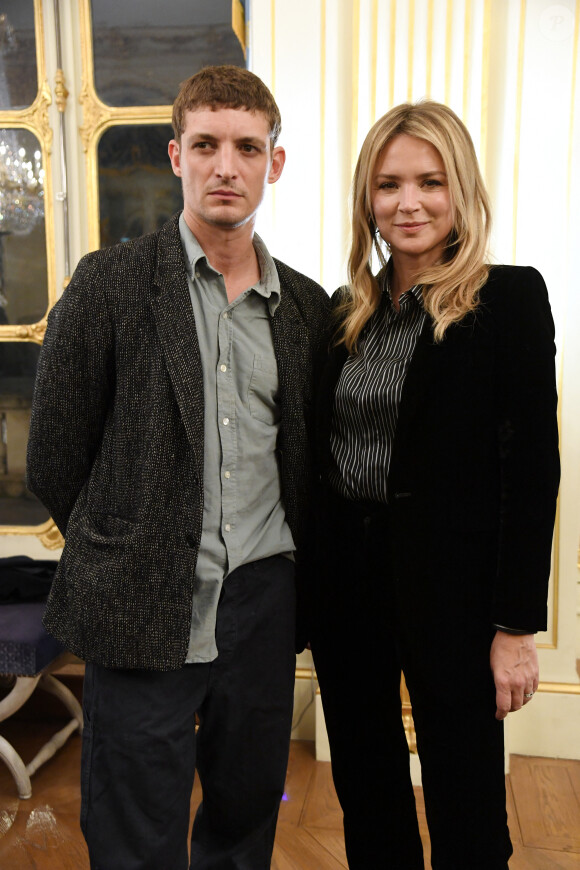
[490, 631, 539, 720]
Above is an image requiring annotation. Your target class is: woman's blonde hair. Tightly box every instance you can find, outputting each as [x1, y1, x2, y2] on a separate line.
[339, 100, 492, 351]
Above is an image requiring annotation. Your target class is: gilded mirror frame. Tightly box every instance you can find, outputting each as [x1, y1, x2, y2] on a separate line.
[0, 0, 60, 548]
[79, 0, 174, 252]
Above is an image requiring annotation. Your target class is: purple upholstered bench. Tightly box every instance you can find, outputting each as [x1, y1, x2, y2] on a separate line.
[0, 601, 83, 799]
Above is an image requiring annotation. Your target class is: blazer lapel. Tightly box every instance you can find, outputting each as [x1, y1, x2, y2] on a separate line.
[316, 341, 348, 474]
[151, 216, 205, 470]
[269, 282, 311, 416]
[393, 317, 436, 437]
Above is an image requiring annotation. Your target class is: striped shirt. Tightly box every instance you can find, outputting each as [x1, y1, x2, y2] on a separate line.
[329, 281, 427, 503]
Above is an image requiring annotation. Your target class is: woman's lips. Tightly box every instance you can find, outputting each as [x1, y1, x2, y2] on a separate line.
[396, 222, 428, 232]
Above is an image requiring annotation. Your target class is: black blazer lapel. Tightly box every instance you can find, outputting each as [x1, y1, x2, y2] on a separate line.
[315, 340, 348, 477]
[270, 282, 312, 416]
[151, 216, 205, 470]
[392, 318, 435, 440]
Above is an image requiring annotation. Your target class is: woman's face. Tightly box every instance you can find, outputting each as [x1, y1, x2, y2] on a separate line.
[371, 133, 454, 269]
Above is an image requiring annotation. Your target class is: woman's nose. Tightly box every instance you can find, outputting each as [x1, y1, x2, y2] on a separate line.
[399, 185, 419, 212]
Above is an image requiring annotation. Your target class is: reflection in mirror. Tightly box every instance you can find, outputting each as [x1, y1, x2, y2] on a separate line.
[0, 128, 47, 324]
[0, 2, 38, 110]
[0, 341, 48, 526]
[98, 124, 182, 248]
[91, 0, 245, 107]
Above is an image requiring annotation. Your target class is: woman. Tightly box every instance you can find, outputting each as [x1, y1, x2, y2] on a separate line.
[309, 101, 560, 869]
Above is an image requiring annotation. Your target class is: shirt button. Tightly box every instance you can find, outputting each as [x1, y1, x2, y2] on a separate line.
[220, 364, 227, 373]
[224, 523, 231, 532]
[224, 471, 231, 479]
[222, 417, 229, 426]
[195, 271, 200, 278]
[222, 311, 229, 319]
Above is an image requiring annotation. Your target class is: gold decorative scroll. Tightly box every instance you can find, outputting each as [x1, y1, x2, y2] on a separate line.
[1, 319, 48, 343]
[232, 0, 247, 57]
[3, 519, 64, 551]
[54, 69, 69, 113]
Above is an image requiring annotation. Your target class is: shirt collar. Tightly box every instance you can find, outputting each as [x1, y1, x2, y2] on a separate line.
[178, 212, 281, 315]
[380, 265, 423, 312]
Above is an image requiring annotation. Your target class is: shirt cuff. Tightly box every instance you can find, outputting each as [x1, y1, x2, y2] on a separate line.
[493, 624, 535, 635]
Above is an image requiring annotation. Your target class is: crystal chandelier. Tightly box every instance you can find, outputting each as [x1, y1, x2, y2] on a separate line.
[0, 131, 44, 235]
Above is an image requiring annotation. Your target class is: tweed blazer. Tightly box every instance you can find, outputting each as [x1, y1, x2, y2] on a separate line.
[27, 212, 330, 670]
[313, 265, 560, 633]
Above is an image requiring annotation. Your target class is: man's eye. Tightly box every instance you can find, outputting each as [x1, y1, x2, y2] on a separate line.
[240, 144, 257, 153]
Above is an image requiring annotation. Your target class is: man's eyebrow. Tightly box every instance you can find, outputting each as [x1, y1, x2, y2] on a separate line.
[186, 133, 267, 148]
[235, 136, 268, 148]
[188, 132, 218, 142]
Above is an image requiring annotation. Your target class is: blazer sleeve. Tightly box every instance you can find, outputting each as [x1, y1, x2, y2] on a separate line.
[490, 266, 560, 631]
[26, 252, 114, 535]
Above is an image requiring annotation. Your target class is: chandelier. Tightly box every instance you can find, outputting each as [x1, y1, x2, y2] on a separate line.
[0, 131, 44, 235]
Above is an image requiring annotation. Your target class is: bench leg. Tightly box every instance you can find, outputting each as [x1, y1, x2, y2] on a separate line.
[0, 672, 82, 799]
[0, 734, 32, 799]
[0, 675, 41, 721]
[40, 673, 83, 732]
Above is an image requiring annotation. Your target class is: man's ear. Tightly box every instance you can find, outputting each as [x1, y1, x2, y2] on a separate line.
[168, 140, 182, 177]
[268, 145, 286, 184]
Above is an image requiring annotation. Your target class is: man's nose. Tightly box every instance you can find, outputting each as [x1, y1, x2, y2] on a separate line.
[215, 145, 238, 178]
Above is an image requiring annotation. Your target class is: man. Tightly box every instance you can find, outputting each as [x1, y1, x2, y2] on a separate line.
[27, 66, 328, 870]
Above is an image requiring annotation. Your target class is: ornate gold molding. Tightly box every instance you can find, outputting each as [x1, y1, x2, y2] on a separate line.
[537, 681, 580, 696]
[30, 79, 53, 151]
[38, 521, 65, 550]
[1, 319, 47, 343]
[2, 519, 64, 551]
[0, 83, 53, 152]
[78, 80, 110, 153]
[54, 69, 69, 113]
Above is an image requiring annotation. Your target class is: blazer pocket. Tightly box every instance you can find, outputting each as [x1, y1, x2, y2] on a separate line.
[75, 512, 137, 546]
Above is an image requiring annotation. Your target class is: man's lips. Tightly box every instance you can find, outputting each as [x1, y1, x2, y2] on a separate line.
[209, 189, 242, 198]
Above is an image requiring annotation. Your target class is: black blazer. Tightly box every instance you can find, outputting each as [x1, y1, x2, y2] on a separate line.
[27, 213, 330, 670]
[314, 265, 560, 632]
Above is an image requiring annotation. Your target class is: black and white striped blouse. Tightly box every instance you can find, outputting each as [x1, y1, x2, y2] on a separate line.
[329, 281, 427, 504]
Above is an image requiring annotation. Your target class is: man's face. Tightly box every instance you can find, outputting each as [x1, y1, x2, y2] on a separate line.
[168, 107, 285, 234]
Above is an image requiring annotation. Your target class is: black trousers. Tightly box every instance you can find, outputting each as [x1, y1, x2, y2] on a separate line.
[80, 555, 296, 870]
[310, 495, 512, 870]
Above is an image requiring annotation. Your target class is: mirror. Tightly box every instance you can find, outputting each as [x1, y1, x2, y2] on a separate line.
[91, 0, 245, 107]
[98, 124, 182, 247]
[0, 128, 47, 325]
[0, 340, 48, 526]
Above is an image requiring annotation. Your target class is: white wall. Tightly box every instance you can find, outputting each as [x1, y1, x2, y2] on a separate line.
[249, 0, 580, 759]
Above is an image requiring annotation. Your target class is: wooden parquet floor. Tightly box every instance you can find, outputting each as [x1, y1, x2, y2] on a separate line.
[0, 720, 578, 869]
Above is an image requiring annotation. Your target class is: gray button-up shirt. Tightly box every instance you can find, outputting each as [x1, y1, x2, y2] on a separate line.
[179, 215, 294, 663]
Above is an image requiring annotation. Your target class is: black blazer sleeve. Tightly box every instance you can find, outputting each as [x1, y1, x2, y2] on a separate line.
[26, 252, 115, 535]
[488, 266, 560, 630]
